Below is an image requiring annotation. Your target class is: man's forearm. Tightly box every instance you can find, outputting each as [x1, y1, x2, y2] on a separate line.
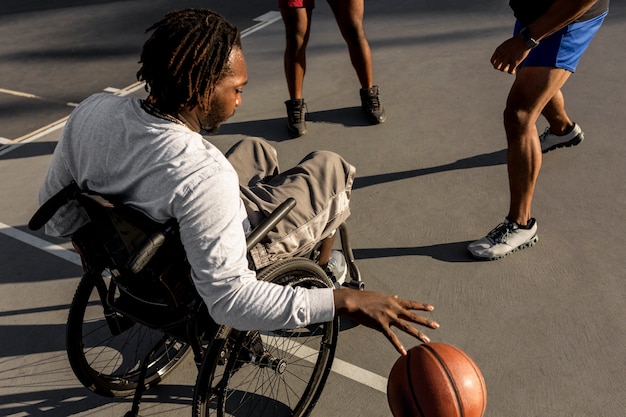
[527, 0, 597, 41]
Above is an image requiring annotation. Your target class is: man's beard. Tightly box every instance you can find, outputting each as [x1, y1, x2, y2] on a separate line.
[200, 98, 233, 135]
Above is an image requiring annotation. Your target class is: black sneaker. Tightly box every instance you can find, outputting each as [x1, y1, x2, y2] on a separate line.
[360, 86, 386, 124]
[285, 99, 307, 137]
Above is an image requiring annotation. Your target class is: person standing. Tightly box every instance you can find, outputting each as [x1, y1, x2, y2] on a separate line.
[279, 0, 386, 137]
[468, 0, 609, 260]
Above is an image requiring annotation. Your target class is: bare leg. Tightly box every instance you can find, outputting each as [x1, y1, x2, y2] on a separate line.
[504, 66, 572, 226]
[327, 0, 373, 88]
[541, 89, 574, 135]
[281, 7, 312, 99]
[317, 234, 335, 267]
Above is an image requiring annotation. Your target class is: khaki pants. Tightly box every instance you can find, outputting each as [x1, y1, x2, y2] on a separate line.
[226, 137, 355, 269]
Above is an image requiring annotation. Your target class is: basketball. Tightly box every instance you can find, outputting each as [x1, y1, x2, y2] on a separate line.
[387, 342, 487, 417]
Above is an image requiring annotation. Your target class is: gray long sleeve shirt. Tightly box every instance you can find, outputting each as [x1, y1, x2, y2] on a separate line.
[40, 93, 334, 330]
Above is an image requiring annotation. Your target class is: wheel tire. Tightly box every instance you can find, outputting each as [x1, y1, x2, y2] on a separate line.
[193, 257, 338, 417]
[66, 273, 190, 397]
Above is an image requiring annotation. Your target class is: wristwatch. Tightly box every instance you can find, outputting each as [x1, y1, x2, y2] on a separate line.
[520, 27, 540, 49]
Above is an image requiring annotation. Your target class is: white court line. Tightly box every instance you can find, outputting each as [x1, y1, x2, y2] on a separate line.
[0, 80, 147, 155]
[241, 11, 282, 37]
[0, 87, 79, 107]
[0, 117, 68, 157]
[333, 358, 388, 393]
[260, 334, 388, 393]
[0, 222, 81, 266]
[1, 10, 390, 394]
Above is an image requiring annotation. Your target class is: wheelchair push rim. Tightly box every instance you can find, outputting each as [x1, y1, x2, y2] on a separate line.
[193, 257, 338, 417]
[66, 272, 190, 397]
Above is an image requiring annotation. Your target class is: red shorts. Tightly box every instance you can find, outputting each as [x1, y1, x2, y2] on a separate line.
[278, 0, 315, 8]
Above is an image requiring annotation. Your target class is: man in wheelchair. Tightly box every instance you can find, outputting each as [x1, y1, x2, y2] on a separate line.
[37, 8, 438, 356]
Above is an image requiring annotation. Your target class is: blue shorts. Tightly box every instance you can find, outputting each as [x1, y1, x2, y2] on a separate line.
[515, 11, 607, 73]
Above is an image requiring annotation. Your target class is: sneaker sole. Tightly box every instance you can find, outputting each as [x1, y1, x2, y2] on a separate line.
[287, 124, 306, 138]
[542, 134, 584, 153]
[362, 109, 386, 125]
[469, 234, 539, 261]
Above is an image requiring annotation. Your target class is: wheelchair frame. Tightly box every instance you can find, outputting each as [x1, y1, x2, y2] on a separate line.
[29, 182, 364, 417]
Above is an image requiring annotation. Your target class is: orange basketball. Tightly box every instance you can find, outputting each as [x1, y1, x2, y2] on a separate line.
[387, 343, 487, 417]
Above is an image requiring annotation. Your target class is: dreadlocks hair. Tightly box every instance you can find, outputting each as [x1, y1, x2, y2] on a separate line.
[137, 8, 242, 114]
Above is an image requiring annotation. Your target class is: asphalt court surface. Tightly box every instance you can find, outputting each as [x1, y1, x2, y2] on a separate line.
[1, 1, 625, 416]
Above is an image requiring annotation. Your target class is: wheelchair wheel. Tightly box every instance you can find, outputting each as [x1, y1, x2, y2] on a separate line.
[66, 272, 190, 397]
[193, 257, 338, 417]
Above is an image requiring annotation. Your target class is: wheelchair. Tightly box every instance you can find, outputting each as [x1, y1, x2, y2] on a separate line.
[29, 182, 364, 417]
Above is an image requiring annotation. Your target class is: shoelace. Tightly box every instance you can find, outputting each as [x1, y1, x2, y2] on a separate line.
[289, 103, 307, 123]
[366, 93, 381, 110]
[487, 221, 517, 244]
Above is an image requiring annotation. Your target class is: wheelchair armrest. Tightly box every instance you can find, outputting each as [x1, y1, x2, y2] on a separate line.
[129, 196, 295, 273]
[246, 198, 296, 252]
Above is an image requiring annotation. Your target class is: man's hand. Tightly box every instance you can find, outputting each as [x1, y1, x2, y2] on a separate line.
[333, 289, 439, 355]
[491, 35, 531, 74]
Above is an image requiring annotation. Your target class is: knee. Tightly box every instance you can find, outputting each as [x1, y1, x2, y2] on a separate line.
[236, 136, 266, 150]
[307, 150, 354, 177]
[503, 106, 535, 131]
[230, 137, 277, 160]
[285, 31, 308, 51]
[342, 25, 366, 46]
[308, 150, 343, 166]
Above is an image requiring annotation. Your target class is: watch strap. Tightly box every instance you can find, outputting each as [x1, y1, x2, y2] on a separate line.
[520, 27, 540, 49]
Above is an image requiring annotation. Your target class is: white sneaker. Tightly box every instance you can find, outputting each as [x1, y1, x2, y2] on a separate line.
[540, 123, 584, 153]
[325, 250, 347, 289]
[468, 218, 538, 261]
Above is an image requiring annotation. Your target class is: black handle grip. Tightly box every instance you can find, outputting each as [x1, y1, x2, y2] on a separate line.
[246, 198, 296, 251]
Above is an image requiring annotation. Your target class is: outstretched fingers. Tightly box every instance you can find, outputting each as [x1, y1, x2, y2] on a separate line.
[333, 290, 439, 354]
[382, 319, 433, 355]
[381, 323, 408, 355]
[395, 298, 439, 328]
[386, 296, 439, 355]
